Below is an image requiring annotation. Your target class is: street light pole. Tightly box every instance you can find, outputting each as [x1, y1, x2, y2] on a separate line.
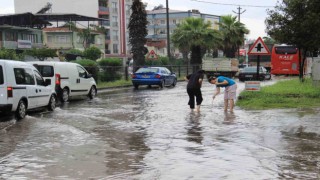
[166, 0, 171, 60]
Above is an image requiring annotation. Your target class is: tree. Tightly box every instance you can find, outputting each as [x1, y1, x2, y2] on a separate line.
[171, 17, 221, 65]
[83, 46, 102, 61]
[62, 22, 96, 49]
[262, 36, 277, 44]
[217, 15, 249, 58]
[266, 0, 320, 80]
[25, 48, 56, 61]
[128, 0, 148, 67]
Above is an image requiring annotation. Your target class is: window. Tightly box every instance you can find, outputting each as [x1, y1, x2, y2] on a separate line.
[161, 20, 165, 24]
[275, 46, 297, 54]
[0, 66, 3, 84]
[5, 32, 18, 41]
[34, 65, 54, 77]
[14, 68, 35, 85]
[56, 35, 70, 43]
[113, 44, 119, 54]
[172, 19, 176, 24]
[77, 66, 87, 78]
[111, 2, 117, 8]
[34, 70, 46, 86]
[47, 35, 54, 43]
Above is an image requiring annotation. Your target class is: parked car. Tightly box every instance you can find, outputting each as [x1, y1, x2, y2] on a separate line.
[0, 59, 56, 119]
[131, 67, 177, 89]
[238, 66, 271, 82]
[28, 61, 97, 102]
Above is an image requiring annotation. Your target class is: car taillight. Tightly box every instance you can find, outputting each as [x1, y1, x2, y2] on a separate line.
[131, 74, 137, 78]
[155, 74, 161, 79]
[55, 74, 61, 86]
[7, 86, 13, 98]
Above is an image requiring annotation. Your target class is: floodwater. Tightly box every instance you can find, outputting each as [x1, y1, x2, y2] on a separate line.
[0, 78, 320, 179]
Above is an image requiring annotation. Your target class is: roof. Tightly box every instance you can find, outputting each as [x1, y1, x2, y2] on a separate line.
[35, 13, 108, 22]
[147, 8, 184, 14]
[0, 25, 43, 31]
[0, 12, 51, 28]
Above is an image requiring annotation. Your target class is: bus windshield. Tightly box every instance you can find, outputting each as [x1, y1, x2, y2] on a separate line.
[275, 46, 297, 54]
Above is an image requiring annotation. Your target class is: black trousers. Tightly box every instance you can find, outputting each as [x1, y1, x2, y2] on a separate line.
[187, 88, 203, 109]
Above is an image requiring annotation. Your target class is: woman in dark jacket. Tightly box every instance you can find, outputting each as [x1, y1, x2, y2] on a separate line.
[185, 70, 205, 112]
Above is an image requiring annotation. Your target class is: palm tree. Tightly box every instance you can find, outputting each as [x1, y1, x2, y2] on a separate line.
[128, 0, 148, 67]
[218, 15, 249, 58]
[171, 17, 221, 65]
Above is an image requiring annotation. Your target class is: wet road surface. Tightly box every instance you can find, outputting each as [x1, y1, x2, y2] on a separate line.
[1, 78, 320, 179]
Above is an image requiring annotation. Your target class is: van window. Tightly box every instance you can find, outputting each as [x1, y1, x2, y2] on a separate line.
[14, 68, 35, 85]
[0, 66, 3, 84]
[34, 65, 54, 77]
[77, 66, 87, 78]
[34, 70, 46, 86]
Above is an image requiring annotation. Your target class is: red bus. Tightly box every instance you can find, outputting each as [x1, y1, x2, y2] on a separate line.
[271, 45, 300, 75]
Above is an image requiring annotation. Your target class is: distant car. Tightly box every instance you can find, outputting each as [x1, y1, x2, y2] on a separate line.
[235, 64, 250, 77]
[131, 67, 177, 89]
[238, 66, 271, 82]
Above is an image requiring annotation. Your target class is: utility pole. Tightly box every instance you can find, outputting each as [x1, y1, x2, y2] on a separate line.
[232, 6, 246, 22]
[233, 6, 246, 60]
[166, 0, 171, 60]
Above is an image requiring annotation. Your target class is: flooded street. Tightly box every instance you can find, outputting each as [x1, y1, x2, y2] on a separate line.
[1, 79, 320, 179]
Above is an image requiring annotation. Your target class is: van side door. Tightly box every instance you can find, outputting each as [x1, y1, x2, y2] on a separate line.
[34, 70, 51, 107]
[76, 66, 91, 95]
[13, 68, 38, 109]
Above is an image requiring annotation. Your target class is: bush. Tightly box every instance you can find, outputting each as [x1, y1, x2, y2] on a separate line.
[98, 58, 122, 66]
[24, 48, 57, 61]
[83, 46, 102, 61]
[0, 48, 20, 60]
[66, 49, 83, 56]
[98, 58, 123, 82]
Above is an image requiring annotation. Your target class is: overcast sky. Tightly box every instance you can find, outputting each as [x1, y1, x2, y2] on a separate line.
[0, 0, 278, 40]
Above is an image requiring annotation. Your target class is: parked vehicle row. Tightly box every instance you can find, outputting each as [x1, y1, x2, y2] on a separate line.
[238, 66, 271, 82]
[0, 59, 97, 120]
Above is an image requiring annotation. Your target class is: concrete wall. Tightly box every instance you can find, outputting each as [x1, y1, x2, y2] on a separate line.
[14, 0, 98, 18]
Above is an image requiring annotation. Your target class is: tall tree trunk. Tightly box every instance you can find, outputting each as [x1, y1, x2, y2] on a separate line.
[190, 45, 202, 65]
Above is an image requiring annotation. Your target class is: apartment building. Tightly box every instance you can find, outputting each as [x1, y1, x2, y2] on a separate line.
[146, 8, 220, 57]
[14, 0, 132, 57]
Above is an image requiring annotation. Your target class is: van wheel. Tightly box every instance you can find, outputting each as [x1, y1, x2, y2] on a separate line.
[48, 95, 56, 111]
[88, 86, 97, 99]
[61, 88, 69, 102]
[16, 100, 27, 120]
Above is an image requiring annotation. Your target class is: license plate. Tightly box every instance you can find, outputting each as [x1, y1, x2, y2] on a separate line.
[142, 75, 150, 78]
[245, 75, 253, 77]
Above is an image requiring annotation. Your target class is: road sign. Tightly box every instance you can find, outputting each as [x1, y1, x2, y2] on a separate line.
[245, 81, 261, 91]
[247, 37, 271, 55]
[146, 50, 158, 60]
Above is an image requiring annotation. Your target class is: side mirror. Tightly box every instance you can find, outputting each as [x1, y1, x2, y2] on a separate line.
[87, 74, 93, 78]
[45, 79, 51, 86]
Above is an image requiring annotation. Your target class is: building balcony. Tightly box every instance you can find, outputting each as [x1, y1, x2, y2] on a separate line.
[146, 39, 166, 48]
[99, 7, 110, 15]
[0, 40, 44, 49]
[146, 34, 167, 39]
[100, 21, 110, 27]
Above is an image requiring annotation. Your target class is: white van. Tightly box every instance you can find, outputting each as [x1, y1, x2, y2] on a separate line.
[0, 59, 56, 119]
[28, 61, 97, 102]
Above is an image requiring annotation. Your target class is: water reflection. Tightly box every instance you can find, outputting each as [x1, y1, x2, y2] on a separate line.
[223, 111, 236, 125]
[186, 112, 203, 144]
[280, 125, 320, 179]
